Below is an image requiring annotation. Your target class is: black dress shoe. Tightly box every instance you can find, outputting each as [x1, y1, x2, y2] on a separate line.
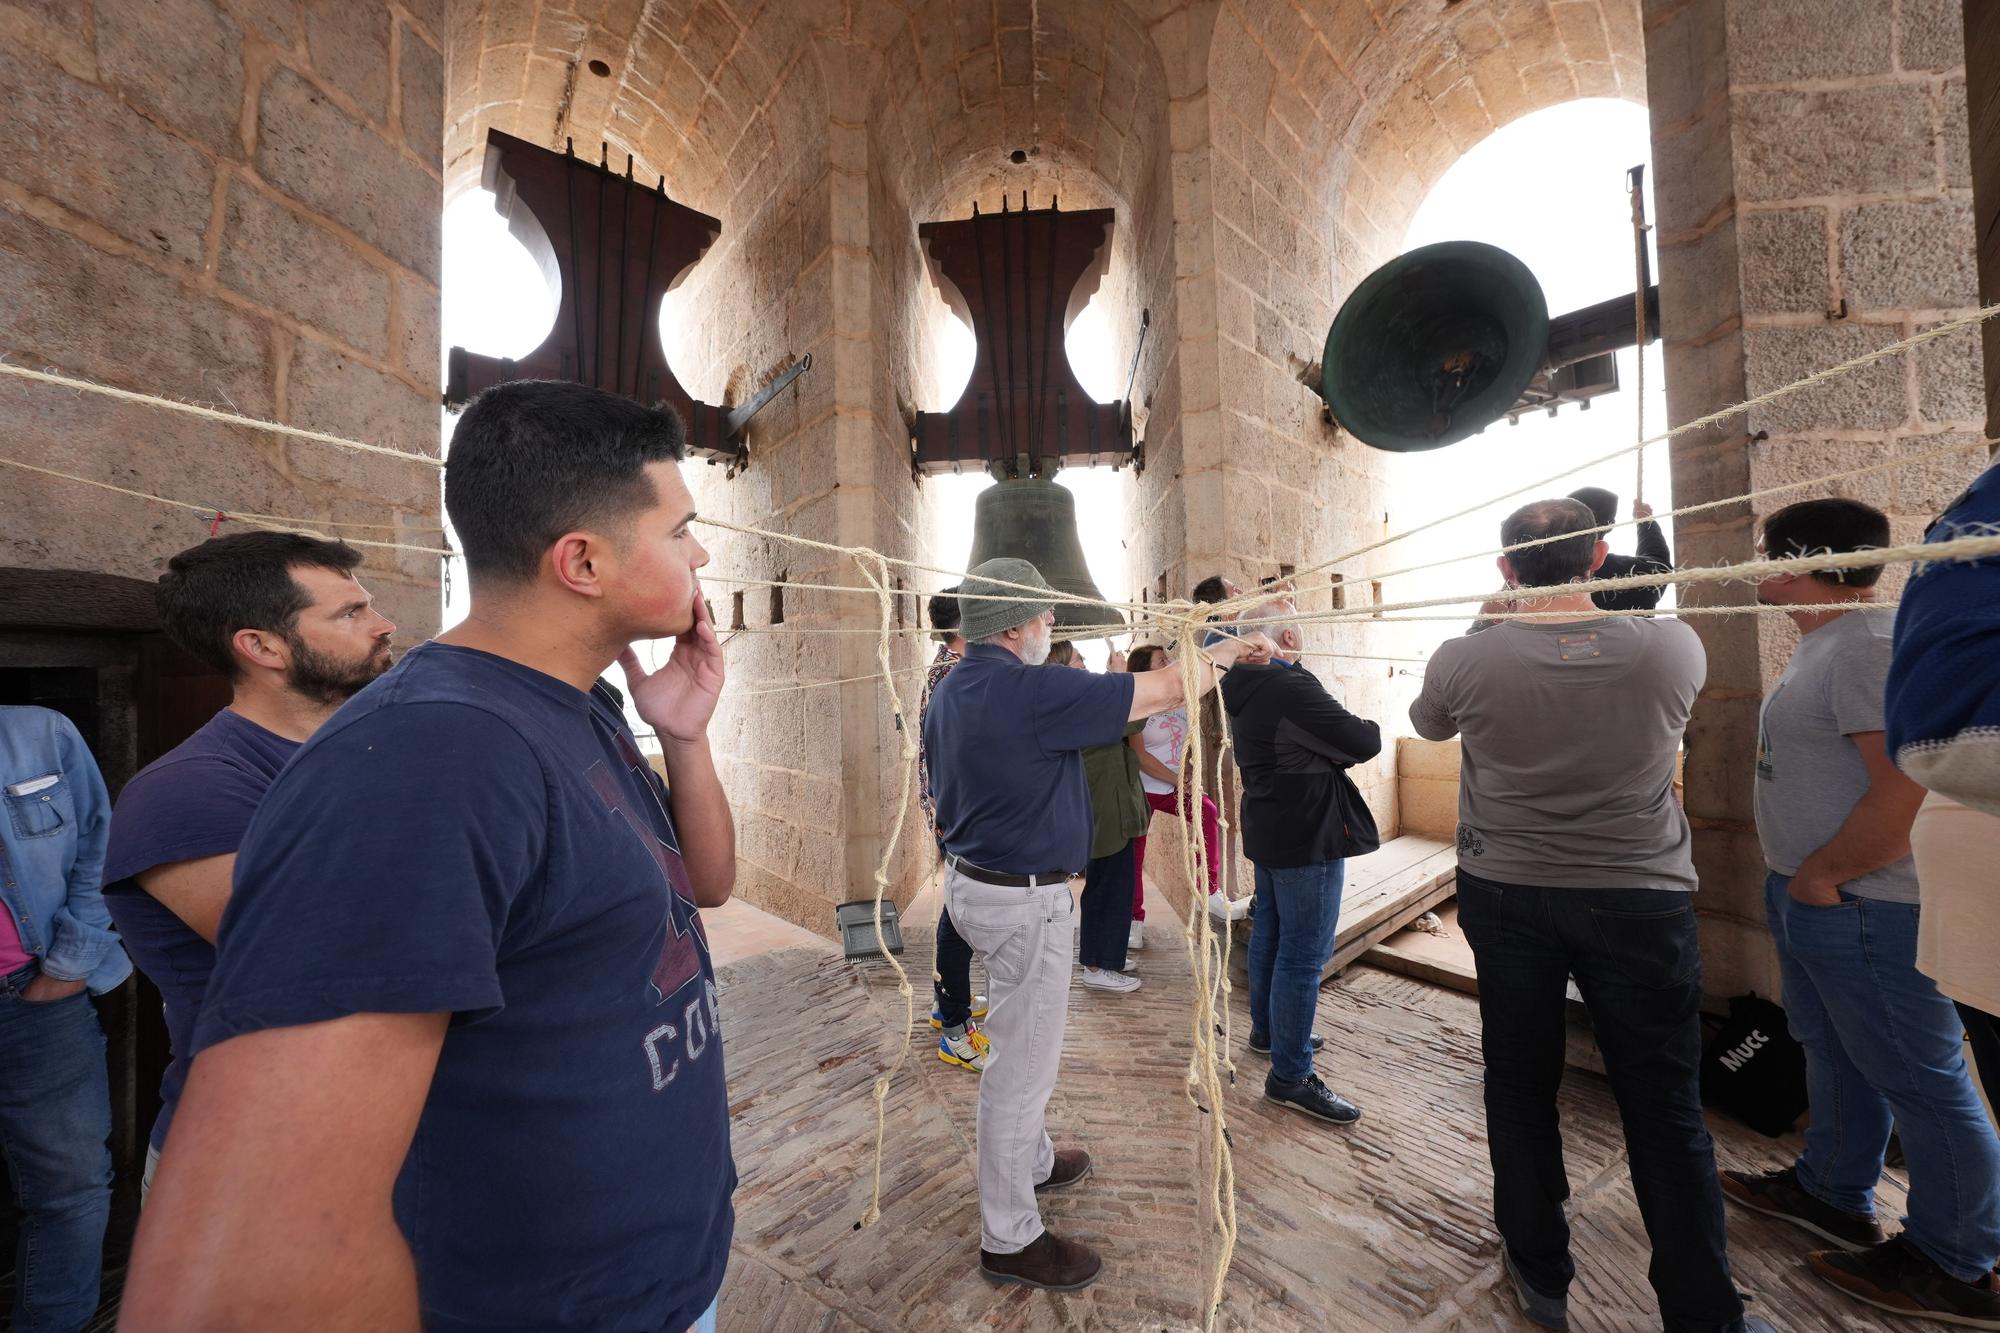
[1264, 1071, 1361, 1125]
[980, 1230, 1104, 1290]
[1035, 1148, 1091, 1193]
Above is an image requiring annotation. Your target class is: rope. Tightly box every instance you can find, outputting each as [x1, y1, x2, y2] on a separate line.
[0, 453, 452, 557]
[1355, 436, 1987, 589]
[1228, 532, 1995, 628]
[0, 361, 444, 467]
[1631, 170, 1649, 506]
[851, 550, 920, 1231]
[1170, 624, 1238, 1330]
[695, 516, 1156, 617]
[1360, 601, 1897, 623]
[1288, 301, 2000, 590]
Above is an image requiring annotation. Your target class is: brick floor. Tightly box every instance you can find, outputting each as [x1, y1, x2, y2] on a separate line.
[713, 894, 1922, 1332]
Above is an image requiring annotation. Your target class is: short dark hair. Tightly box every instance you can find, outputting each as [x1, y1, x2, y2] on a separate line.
[928, 585, 962, 634]
[1045, 639, 1078, 667]
[1568, 486, 1618, 530]
[1761, 498, 1891, 587]
[445, 380, 687, 583]
[1191, 575, 1230, 604]
[155, 532, 363, 676]
[1501, 498, 1601, 588]
[1126, 645, 1164, 673]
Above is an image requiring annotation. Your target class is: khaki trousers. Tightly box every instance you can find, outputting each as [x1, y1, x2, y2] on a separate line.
[941, 863, 1072, 1253]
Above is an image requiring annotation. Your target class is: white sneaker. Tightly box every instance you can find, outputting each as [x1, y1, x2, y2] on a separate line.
[1206, 893, 1250, 924]
[1081, 966, 1142, 993]
[1128, 921, 1145, 951]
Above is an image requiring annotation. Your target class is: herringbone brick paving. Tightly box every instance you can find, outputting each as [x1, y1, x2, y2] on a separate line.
[715, 909, 1923, 1332]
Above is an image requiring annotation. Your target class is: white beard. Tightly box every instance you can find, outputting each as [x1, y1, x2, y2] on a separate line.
[1020, 619, 1052, 666]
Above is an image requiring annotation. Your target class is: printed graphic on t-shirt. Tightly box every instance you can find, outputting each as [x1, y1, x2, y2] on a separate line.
[1457, 825, 1486, 857]
[1756, 721, 1775, 781]
[585, 742, 711, 1003]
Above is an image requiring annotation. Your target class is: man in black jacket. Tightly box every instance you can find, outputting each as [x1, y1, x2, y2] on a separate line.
[1221, 597, 1381, 1125]
[1570, 486, 1672, 612]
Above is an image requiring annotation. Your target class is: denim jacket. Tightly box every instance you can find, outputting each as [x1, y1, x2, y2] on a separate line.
[0, 706, 129, 992]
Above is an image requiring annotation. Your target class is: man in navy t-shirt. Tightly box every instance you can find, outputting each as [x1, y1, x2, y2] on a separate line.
[104, 531, 397, 1196]
[123, 380, 739, 1333]
[927, 557, 1233, 1292]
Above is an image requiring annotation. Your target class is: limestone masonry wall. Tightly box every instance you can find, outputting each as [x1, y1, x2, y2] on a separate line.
[1644, 0, 1984, 1001]
[2, 0, 445, 639]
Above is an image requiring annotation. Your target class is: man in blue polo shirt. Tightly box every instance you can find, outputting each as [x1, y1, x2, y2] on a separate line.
[122, 381, 738, 1333]
[927, 557, 1234, 1291]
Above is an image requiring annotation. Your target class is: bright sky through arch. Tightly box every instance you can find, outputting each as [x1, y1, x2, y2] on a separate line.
[1392, 96, 1674, 618]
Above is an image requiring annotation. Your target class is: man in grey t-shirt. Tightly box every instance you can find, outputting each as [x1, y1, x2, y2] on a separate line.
[1410, 498, 1767, 1333]
[1724, 499, 2000, 1327]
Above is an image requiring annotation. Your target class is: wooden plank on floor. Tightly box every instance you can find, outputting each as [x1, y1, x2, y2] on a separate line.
[1324, 836, 1458, 979]
[1221, 837, 1461, 985]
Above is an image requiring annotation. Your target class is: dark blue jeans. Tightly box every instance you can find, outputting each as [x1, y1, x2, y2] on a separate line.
[1247, 859, 1344, 1083]
[0, 964, 112, 1333]
[934, 907, 973, 1028]
[1455, 872, 1745, 1333]
[1764, 872, 2000, 1281]
[1078, 840, 1136, 971]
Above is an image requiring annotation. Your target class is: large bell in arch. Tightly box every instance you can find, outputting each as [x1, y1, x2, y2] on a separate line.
[965, 479, 1124, 637]
[1321, 240, 1550, 453]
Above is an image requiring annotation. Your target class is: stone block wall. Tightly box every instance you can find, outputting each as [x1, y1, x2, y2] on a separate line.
[1643, 0, 1986, 1001]
[1, 0, 444, 638]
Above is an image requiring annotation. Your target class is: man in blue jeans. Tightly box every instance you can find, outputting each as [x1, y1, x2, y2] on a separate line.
[1221, 596, 1380, 1124]
[1729, 498, 2000, 1328]
[0, 704, 128, 1333]
[1412, 498, 1775, 1333]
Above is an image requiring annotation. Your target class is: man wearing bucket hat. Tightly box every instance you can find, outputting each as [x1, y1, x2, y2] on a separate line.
[925, 556, 1240, 1291]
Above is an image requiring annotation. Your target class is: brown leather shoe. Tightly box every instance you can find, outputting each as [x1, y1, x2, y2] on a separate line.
[980, 1229, 1104, 1290]
[1034, 1148, 1092, 1193]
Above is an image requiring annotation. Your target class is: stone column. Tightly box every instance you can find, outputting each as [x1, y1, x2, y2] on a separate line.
[1643, 0, 1983, 1000]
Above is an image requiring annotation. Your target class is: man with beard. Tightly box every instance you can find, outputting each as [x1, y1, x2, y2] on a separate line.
[104, 532, 396, 1199]
[122, 381, 736, 1333]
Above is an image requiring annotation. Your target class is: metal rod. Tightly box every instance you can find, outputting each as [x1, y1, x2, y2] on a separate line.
[1628, 163, 1651, 503]
[724, 353, 811, 440]
[1122, 307, 1152, 405]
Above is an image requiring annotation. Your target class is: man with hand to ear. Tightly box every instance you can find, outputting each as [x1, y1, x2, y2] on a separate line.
[124, 381, 739, 1333]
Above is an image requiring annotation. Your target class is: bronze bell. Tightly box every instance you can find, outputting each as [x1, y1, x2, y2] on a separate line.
[964, 478, 1125, 637]
[1321, 240, 1550, 453]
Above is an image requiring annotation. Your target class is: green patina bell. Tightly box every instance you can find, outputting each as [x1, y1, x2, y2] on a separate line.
[1321, 240, 1550, 453]
[964, 478, 1125, 637]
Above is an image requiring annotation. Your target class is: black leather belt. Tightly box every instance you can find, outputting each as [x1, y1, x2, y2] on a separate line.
[947, 856, 1079, 888]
